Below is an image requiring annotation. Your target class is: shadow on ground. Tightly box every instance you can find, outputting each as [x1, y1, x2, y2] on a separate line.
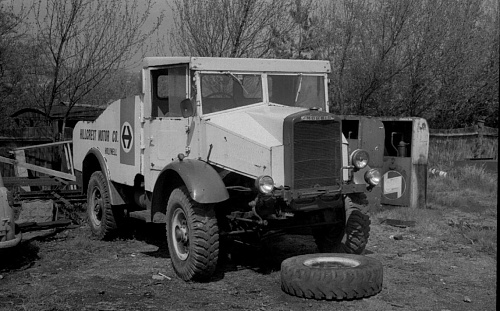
[0, 241, 40, 272]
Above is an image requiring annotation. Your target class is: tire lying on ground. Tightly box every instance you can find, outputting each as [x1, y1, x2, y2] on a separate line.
[281, 253, 383, 300]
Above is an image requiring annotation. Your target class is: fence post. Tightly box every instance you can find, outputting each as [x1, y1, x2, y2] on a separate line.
[14, 150, 31, 191]
[473, 119, 485, 159]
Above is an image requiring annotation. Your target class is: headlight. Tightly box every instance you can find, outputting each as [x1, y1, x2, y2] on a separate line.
[364, 169, 381, 186]
[255, 175, 274, 194]
[350, 149, 369, 169]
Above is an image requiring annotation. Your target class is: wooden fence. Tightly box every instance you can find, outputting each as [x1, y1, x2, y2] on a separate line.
[0, 127, 72, 178]
[428, 124, 498, 169]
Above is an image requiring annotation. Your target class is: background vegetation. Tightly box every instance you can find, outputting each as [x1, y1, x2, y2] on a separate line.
[168, 0, 499, 129]
[0, 0, 159, 136]
[0, 0, 498, 135]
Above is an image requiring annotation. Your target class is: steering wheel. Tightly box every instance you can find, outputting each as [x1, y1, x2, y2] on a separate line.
[204, 92, 235, 113]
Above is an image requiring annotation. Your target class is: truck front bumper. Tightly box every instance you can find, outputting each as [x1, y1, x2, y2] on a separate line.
[271, 183, 369, 212]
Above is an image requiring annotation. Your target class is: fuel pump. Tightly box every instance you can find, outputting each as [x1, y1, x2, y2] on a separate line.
[391, 132, 409, 157]
[381, 118, 428, 208]
[398, 139, 409, 158]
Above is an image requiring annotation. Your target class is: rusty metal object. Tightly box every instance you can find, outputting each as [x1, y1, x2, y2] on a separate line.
[0, 172, 22, 249]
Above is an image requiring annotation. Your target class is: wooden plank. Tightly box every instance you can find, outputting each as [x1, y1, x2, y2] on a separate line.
[13, 150, 30, 191]
[13, 140, 73, 151]
[18, 219, 72, 232]
[0, 156, 76, 181]
[429, 132, 478, 137]
[3, 177, 78, 187]
[50, 191, 75, 209]
[17, 194, 86, 203]
[0, 156, 19, 165]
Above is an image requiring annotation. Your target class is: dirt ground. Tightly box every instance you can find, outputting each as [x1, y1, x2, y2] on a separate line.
[0, 209, 496, 311]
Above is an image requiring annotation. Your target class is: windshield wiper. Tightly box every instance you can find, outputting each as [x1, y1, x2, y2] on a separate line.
[224, 72, 249, 95]
[295, 74, 303, 104]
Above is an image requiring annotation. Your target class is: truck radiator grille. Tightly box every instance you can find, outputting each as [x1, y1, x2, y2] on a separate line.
[293, 121, 341, 189]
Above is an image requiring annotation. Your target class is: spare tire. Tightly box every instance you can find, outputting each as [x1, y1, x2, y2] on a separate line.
[281, 253, 383, 300]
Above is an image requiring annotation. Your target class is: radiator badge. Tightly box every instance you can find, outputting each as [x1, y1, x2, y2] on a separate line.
[301, 115, 336, 121]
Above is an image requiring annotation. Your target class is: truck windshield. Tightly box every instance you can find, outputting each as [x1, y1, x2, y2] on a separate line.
[200, 72, 326, 114]
[268, 74, 325, 109]
[201, 73, 262, 114]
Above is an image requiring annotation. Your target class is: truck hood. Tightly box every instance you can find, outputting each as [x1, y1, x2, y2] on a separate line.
[202, 103, 307, 148]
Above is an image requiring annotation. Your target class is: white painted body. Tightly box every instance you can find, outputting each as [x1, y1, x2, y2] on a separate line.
[73, 96, 141, 187]
[73, 57, 350, 197]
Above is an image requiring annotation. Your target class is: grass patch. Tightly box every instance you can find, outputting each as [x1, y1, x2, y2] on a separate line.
[427, 166, 497, 256]
[374, 163, 497, 257]
[464, 227, 497, 255]
[454, 165, 498, 194]
[428, 165, 497, 211]
[375, 205, 450, 237]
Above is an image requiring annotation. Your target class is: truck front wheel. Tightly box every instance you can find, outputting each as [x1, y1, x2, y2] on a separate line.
[313, 194, 370, 254]
[87, 171, 118, 240]
[166, 186, 219, 281]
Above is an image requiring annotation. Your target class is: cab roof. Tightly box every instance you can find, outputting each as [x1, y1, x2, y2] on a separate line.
[143, 57, 331, 74]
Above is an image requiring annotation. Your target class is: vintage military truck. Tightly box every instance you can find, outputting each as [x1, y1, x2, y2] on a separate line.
[72, 57, 381, 281]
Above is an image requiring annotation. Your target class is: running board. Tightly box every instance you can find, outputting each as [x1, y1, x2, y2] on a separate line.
[129, 210, 152, 223]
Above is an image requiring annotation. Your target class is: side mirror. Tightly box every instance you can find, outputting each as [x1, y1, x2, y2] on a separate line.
[180, 98, 194, 118]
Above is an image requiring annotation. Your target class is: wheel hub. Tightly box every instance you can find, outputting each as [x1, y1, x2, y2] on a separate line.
[171, 208, 189, 261]
[175, 225, 188, 243]
[90, 188, 103, 225]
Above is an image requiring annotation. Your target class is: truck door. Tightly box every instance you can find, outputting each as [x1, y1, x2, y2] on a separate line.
[143, 65, 191, 192]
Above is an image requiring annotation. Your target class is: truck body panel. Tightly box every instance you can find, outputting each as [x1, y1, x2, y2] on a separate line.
[143, 57, 331, 74]
[73, 96, 141, 188]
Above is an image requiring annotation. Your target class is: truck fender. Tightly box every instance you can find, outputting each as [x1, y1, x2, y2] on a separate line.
[82, 148, 126, 206]
[151, 159, 229, 219]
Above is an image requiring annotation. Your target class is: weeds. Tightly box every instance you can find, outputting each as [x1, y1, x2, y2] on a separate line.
[375, 157, 497, 257]
[453, 165, 498, 194]
[429, 165, 497, 255]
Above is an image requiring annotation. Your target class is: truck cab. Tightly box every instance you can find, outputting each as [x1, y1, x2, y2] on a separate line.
[73, 57, 381, 281]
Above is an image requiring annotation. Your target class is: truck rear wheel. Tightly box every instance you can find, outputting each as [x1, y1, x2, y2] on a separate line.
[87, 171, 118, 240]
[313, 194, 370, 254]
[166, 186, 219, 281]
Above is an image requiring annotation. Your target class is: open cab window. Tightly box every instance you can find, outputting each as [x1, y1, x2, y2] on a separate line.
[151, 65, 189, 118]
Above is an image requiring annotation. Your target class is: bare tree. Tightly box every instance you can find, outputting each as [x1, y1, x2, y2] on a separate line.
[169, 0, 498, 127]
[319, 0, 370, 114]
[24, 0, 162, 138]
[269, 0, 327, 60]
[0, 0, 33, 130]
[0, 0, 30, 92]
[169, 0, 295, 58]
[315, 0, 498, 127]
[429, 0, 499, 128]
